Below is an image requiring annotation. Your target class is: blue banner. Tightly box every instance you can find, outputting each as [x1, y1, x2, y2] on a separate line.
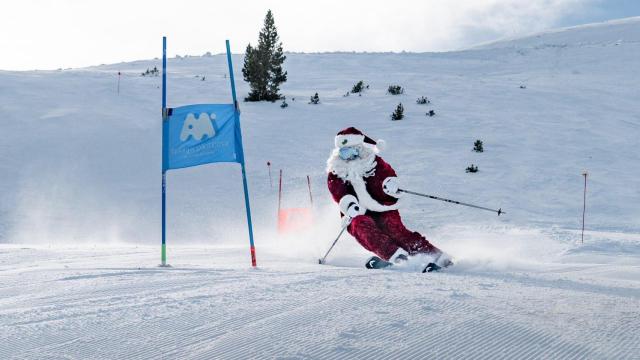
[163, 104, 241, 170]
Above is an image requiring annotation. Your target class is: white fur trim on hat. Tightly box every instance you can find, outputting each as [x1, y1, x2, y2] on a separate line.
[335, 134, 364, 148]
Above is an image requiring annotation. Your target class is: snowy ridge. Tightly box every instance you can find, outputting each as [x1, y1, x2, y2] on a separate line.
[474, 16, 640, 50]
[1, 18, 639, 359]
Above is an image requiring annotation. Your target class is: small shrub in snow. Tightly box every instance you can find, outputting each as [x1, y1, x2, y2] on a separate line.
[388, 85, 404, 95]
[351, 81, 366, 94]
[473, 140, 484, 153]
[141, 67, 159, 77]
[426, 110, 436, 117]
[466, 164, 479, 173]
[416, 96, 430, 104]
[309, 93, 320, 104]
[280, 98, 288, 108]
[391, 103, 404, 120]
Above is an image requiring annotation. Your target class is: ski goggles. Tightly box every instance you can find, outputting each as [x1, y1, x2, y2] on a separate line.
[339, 146, 359, 161]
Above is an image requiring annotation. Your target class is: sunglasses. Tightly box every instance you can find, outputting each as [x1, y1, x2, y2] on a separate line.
[339, 146, 360, 161]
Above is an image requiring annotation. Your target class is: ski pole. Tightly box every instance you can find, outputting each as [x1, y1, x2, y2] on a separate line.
[318, 225, 348, 264]
[398, 189, 504, 216]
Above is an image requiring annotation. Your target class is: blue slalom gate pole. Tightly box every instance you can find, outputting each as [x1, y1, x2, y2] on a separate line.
[161, 36, 168, 266]
[226, 40, 257, 267]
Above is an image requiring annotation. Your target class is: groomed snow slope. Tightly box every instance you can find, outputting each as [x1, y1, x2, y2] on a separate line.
[1, 18, 639, 359]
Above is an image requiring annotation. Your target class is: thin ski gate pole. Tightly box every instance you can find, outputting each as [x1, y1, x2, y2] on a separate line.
[581, 172, 588, 244]
[161, 36, 168, 266]
[399, 189, 504, 215]
[318, 225, 348, 264]
[278, 169, 283, 213]
[226, 40, 257, 267]
[307, 175, 313, 206]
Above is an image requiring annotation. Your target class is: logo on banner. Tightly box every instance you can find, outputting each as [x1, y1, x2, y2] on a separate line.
[180, 112, 216, 142]
[165, 104, 238, 170]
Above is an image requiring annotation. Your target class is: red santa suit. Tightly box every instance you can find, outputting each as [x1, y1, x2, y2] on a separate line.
[326, 127, 441, 261]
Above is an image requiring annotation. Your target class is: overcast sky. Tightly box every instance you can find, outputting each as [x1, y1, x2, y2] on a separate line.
[1, 0, 639, 70]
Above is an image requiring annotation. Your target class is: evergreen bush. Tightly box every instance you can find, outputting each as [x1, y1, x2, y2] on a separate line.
[473, 140, 484, 152]
[388, 85, 404, 95]
[391, 103, 404, 120]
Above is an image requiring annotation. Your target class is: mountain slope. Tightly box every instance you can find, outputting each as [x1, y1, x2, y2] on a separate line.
[0, 18, 639, 359]
[1, 18, 639, 244]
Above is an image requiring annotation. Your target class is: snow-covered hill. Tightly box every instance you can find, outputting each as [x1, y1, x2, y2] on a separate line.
[476, 16, 640, 50]
[1, 18, 639, 359]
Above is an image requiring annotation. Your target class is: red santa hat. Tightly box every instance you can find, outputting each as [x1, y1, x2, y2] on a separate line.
[334, 127, 386, 151]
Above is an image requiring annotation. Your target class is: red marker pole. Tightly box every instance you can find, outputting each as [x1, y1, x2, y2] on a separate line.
[117, 71, 121, 95]
[267, 161, 272, 188]
[581, 171, 588, 244]
[307, 175, 313, 206]
[278, 169, 283, 213]
[277, 170, 283, 232]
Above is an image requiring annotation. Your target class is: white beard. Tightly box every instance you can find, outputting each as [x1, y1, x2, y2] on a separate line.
[326, 145, 377, 181]
[326, 145, 399, 213]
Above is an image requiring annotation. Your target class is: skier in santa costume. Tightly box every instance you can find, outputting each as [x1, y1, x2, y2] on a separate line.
[327, 127, 449, 266]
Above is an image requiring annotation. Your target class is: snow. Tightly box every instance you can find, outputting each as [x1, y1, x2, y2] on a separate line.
[1, 18, 640, 359]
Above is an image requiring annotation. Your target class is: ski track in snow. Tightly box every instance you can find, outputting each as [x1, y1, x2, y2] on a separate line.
[1, 245, 639, 359]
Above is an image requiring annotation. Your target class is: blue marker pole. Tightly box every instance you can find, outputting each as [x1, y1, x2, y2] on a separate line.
[161, 36, 168, 266]
[226, 40, 257, 267]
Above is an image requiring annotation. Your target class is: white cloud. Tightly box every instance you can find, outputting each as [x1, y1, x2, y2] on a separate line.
[0, 0, 594, 70]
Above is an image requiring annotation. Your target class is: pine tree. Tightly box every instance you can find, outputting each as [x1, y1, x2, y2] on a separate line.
[473, 140, 484, 152]
[391, 103, 404, 120]
[242, 10, 287, 102]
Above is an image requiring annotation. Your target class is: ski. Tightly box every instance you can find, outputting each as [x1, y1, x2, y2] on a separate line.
[365, 256, 394, 269]
[365, 256, 451, 273]
[422, 262, 442, 273]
